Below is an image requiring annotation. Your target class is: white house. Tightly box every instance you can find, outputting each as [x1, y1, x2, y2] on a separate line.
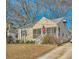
[17, 17, 71, 43]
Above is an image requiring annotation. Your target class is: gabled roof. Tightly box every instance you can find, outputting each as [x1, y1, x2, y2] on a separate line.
[38, 17, 56, 25]
[33, 17, 57, 29]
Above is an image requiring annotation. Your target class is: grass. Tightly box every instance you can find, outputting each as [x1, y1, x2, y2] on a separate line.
[6, 44, 57, 59]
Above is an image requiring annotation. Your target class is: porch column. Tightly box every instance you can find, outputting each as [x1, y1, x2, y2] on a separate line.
[18, 29, 21, 40]
[51, 28, 53, 35]
[56, 27, 58, 38]
[41, 28, 43, 37]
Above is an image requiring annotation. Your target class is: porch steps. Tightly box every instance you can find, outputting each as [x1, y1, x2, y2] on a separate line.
[35, 34, 46, 44]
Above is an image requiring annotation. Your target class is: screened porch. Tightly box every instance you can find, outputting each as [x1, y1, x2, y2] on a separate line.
[33, 27, 58, 38]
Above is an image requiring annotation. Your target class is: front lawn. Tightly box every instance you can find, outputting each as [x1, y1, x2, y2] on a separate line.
[6, 44, 57, 59]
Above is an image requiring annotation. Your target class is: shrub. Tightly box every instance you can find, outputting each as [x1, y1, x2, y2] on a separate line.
[16, 40, 20, 43]
[30, 40, 35, 44]
[42, 35, 50, 44]
[26, 40, 35, 44]
[20, 40, 24, 44]
[42, 35, 66, 45]
[16, 40, 24, 44]
[16, 40, 19, 43]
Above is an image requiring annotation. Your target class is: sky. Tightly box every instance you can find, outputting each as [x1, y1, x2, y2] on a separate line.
[7, 0, 72, 29]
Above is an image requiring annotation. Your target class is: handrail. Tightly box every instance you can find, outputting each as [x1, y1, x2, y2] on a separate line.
[35, 34, 46, 44]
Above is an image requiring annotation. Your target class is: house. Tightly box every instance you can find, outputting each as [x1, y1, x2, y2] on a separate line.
[6, 21, 19, 43]
[17, 17, 70, 43]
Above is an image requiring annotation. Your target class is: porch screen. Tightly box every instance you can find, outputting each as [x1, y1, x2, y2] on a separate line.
[47, 27, 56, 35]
[33, 28, 41, 38]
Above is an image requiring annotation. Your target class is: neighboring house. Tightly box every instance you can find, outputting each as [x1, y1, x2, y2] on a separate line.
[6, 21, 18, 43]
[17, 17, 71, 43]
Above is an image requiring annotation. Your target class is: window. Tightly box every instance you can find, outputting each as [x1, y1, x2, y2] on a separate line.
[21, 29, 27, 36]
[33, 29, 41, 34]
[33, 29, 37, 34]
[47, 28, 50, 34]
[47, 28, 51, 35]
[47, 27, 54, 35]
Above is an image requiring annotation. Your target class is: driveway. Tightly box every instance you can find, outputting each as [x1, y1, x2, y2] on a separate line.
[37, 43, 72, 59]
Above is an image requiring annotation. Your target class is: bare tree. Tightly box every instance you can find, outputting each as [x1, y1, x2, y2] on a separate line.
[6, 0, 72, 28]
